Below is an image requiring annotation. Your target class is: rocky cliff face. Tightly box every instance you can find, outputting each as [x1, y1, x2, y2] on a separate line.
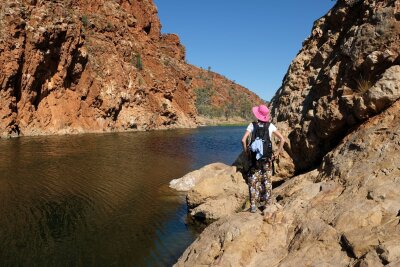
[0, 0, 261, 138]
[271, 0, 399, 174]
[175, 0, 400, 266]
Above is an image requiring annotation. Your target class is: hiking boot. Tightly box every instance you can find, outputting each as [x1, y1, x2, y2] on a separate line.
[250, 205, 257, 213]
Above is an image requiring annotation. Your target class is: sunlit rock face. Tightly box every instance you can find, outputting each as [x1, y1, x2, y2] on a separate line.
[270, 0, 400, 175]
[175, 0, 400, 266]
[0, 0, 261, 138]
[170, 163, 248, 223]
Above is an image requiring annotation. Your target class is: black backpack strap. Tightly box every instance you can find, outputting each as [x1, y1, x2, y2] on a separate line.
[263, 122, 271, 142]
[250, 122, 258, 143]
[263, 122, 273, 160]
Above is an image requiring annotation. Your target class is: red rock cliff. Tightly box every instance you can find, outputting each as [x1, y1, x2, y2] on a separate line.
[0, 0, 262, 138]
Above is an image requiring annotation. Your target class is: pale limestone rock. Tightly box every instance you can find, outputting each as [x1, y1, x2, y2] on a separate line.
[186, 164, 248, 222]
[364, 65, 400, 113]
[169, 163, 236, 191]
[354, 250, 383, 267]
[190, 196, 244, 222]
[378, 240, 400, 264]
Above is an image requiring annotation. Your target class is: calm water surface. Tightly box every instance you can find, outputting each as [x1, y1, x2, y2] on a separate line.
[0, 126, 245, 267]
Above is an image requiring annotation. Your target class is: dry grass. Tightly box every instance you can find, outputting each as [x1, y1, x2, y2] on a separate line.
[354, 77, 373, 94]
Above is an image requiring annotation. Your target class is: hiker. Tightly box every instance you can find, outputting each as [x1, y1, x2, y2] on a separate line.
[241, 104, 285, 213]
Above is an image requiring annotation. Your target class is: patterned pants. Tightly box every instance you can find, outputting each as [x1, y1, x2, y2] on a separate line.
[248, 160, 273, 210]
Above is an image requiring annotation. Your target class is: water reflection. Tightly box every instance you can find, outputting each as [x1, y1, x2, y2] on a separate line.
[0, 126, 244, 266]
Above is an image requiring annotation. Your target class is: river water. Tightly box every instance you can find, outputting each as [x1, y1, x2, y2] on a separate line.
[0, 126, 245, 267]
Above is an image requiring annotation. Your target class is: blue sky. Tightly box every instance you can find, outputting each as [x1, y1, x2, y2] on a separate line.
[153, 1, 335, 101]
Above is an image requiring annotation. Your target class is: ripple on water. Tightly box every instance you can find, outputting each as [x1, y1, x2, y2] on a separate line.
[0, 126, 245, 266]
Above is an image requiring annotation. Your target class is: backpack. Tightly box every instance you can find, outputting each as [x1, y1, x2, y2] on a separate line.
[250, 122, 273, 161]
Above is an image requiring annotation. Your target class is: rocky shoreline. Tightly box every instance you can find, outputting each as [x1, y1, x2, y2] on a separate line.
[171, 101, 400, 266]
[0, 123, 198, 139]
[196, 116, 248, 127]
[171, 0, 400, 266]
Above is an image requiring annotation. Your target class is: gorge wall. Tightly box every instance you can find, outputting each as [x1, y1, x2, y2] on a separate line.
[175, 0, 400, 266]
[0, 0, 261, 138]
[271, 0, 400, 175]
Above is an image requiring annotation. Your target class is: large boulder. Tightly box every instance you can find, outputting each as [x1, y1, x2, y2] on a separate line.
[169, 163, 237, 191]
[180, 163, 248, 223]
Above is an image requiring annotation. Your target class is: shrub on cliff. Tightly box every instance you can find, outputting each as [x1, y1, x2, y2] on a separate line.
[81, 15, 88, 27]
[195, 86, 253, 119]
[195, 86, 213, 116]
[226, 88, 253, 120]
[130, 54, 143, 71]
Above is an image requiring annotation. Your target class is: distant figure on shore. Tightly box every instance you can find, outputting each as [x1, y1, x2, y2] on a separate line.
[241, 105, 285, 213]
